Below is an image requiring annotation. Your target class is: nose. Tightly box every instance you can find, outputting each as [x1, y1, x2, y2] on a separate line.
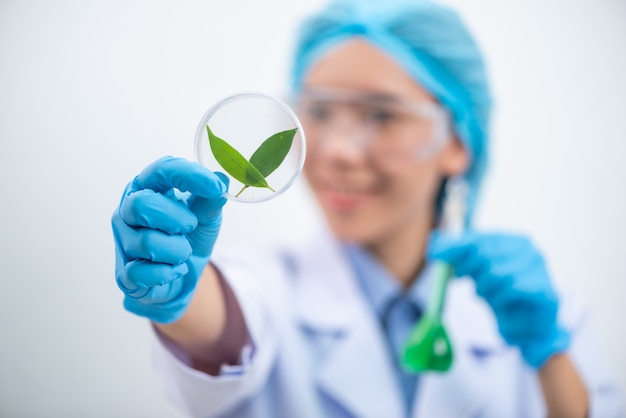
[311, 116, 371, 159]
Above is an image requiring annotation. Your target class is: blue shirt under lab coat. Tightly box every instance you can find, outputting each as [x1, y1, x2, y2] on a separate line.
[344, 244, 425, 412]
[152, 228, 624, 418]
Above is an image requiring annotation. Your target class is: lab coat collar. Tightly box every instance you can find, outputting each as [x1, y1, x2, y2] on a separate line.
[293, 230, 357, 332]
[294, 229, 506, 418]
[295, 229, 405, 418]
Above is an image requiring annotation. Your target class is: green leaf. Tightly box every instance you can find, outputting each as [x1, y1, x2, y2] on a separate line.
[206, 125, 271, 191]
[249, 128, 297, 177]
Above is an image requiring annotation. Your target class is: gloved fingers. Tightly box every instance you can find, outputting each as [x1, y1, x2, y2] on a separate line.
[127, 229, 192, 265]
[428, 230, 485, 278]
[427, 230, 471, 263]
[131, 156, 227, 199]
[428, 230, 546, 280]
[481, 257, 554, 305]
[130, 275, 186, 305]
[473, 249, 544, 301]
[123, 282, 191, 322]
[478, 234, 540, 260]
[473, 273, 512, 303]
[119, 188, 199, 234]
[112, 212, 131, 265]
[428, 230, 535, 261]
[185, 199, 223, 253]
[496, 298, 559, 343]
[489, 274, 559, 314]
[188, 172, 229, 225]
[498, 313, 544, 344]
[112, 212, 193, 265]
[492, 295, 531, 342]
[437, 231, 556, 310]
[184, 172, 229, 256]
[118, 259, 188, 291]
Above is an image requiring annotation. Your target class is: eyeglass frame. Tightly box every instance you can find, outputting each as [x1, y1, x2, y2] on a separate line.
[290, 87, 454, 163]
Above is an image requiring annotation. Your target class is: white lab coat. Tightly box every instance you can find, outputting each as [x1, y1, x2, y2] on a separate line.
[152, 228, 624, 418]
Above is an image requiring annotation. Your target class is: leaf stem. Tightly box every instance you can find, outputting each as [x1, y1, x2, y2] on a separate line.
[235, 185, 249, 197]
[235, 184, 275, 197]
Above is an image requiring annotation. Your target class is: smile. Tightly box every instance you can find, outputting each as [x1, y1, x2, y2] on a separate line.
[316, 181, 380, 211]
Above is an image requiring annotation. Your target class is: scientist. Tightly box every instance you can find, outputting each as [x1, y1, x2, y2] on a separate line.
[111, 0, 624, 417]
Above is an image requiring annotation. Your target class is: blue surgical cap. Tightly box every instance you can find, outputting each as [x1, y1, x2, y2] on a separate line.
[290, 0, 492, 222]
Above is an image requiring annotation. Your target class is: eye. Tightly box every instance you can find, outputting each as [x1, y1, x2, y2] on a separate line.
[301, 102, 332, 122]
[364, 107, 397, 125]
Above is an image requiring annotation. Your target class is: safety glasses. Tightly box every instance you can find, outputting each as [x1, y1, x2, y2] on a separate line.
[293, 88, 452, 167]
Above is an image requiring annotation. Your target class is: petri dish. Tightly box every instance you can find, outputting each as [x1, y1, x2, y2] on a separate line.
[195, 92, 306, 203]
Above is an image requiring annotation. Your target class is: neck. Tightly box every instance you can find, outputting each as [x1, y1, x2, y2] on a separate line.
[366, 209, 435, 289]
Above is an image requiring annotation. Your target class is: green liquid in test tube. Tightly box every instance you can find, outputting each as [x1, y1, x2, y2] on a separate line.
[402, 177, 468, 373]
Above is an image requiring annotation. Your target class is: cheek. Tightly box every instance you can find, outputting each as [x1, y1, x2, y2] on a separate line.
[307, 168, 441, 244]
[301, 133, 446, 242]
[387, 158, 443, 198]
[302, 144, 325, 176]
[387, 165, 442, 218]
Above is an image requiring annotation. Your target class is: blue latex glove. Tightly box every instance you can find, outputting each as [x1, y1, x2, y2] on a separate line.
[111, 156, 228, 324]
[428, 230, 571, 369]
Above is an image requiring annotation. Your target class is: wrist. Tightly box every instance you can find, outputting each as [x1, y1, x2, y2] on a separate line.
[124, 291, 194, 324]
[124, 256, 209, 324]
[519, 325, 572, 369]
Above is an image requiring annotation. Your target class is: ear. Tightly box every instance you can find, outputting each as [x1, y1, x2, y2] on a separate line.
[439, 137, 470, 177]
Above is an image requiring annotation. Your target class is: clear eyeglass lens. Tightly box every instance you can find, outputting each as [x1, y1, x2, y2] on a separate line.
[295, 92, 448, 163]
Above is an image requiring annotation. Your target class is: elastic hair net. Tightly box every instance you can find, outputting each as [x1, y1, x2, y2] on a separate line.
[290, 0, 493, 222]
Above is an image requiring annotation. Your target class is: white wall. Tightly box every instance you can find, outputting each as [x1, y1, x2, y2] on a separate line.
[0, 0, 624, 416]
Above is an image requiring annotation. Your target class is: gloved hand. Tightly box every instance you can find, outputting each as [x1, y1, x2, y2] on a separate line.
[111, 156, 228, 324]
[428, 230, 571, 369]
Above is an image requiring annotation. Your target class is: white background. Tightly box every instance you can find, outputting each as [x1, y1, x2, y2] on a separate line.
[1, 0, 624, 416]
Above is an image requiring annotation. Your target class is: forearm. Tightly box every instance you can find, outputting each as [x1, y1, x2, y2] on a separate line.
[154, 264, 248, 374]
[538, 353, 589, 418]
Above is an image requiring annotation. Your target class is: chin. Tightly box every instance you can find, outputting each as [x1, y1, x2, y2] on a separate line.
[324, 214, 380, 245]
[311, 193, 388, 246]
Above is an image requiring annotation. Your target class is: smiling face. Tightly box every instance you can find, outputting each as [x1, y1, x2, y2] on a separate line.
[300, 39, 468, 254]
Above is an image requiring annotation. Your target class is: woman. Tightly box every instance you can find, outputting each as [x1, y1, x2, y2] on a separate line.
[111, 0, 623, 416]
